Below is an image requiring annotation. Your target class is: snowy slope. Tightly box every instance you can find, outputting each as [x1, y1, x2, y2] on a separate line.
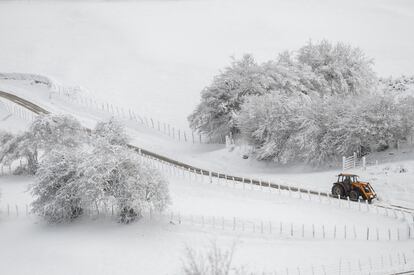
[1, 0, 414, 130]
[2, 76, 414, 210]
[1, 176, 413, 275]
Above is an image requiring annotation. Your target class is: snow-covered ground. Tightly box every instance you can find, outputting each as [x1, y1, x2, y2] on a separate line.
[1, 175, 413, 275]
[1, 86, 413, 272]
[1, 0, 414, 129]
[2, 76, 414, 210]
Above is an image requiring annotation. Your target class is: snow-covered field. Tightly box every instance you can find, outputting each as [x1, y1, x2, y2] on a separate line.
[1, 0, 414, 129]
[1, 175, 413, 275]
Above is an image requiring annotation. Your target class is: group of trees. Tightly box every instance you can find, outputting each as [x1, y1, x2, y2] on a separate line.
[0, 115, 170, 223]
[189, 40, 414, 165]
[239, 94, 414, 165]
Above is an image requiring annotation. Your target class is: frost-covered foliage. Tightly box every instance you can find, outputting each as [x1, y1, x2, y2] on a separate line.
[0, 114, 86, 174]
[93, 118, 129, 146]
[238, 94, 308, 163]
[31, 149, 85, 223]
[0, 130, 14, 145]
[297, 40, 377, 96]
[190, 41, 377, 139]
[188, 54, 271, 140]
[29, 114, 86, 151]
[262, 52, 326, 97]
[239, 94, 414, 166]
[30, 117, 169, 224]
[82, 142, 170, 224]
[380, 75, 414, 93]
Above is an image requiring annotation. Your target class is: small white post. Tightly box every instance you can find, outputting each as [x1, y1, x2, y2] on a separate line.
[353, 152, 357, 168]
[342, 156, 346, 171]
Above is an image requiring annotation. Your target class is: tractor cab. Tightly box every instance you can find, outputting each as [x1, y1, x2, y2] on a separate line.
[332, 173, 377, 203]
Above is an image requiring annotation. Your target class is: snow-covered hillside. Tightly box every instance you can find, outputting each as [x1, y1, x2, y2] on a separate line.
[1, 75, 414, 274]
[2, 76, 414, 209]
[1, 0, 414, 129]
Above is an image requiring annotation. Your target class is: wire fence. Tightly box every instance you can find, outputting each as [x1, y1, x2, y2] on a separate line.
[0, 98, 37, 122]
[269, 250, 414, 275]
[50, 84, 223, 144]
[136, 151, 414, 225]
[0, 72, 223, 144]
[1, 202, 413, 274]
[2, 152, 414, 228]
[0, 201, 412, 243]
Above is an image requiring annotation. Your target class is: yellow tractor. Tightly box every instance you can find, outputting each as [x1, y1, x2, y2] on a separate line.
[331, 173, 377, 203]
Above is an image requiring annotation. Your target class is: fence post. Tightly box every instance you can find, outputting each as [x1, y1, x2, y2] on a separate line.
[362, 156, 366, 170]
[342, 156, 346, 171]
[353, 152, 357, 168]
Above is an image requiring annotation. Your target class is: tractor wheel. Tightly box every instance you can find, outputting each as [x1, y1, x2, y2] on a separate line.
[331, 184, 344, 198]
[349, 190, 359, 201]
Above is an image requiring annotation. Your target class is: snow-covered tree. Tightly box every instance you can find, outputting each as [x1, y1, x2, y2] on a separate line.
[82, 143, 170, 223]
[188, 54, 271, 140]
[357, 95, 409, 151]
[262, 51, 327, 97]
[238, 92, 414, 166]
[297, 40, 377, 96]
[0, 114, 86, 174]
[31, 135, 170, 224]
[31, 148, 85, 223]
[0, 130, 13, 145]
[93, 118, 129, 146]
[238, 93, 307, 164]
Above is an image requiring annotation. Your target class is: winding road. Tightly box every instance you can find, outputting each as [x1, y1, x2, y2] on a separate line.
[1, 90, 414, 217]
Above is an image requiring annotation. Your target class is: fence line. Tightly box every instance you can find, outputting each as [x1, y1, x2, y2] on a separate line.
[0, 202, 412, 242]
[50, 85, 222, 144]
[0, 98, 37, 122]
[270, 250, 414, 275]
[1, 153, 413, 227]
[136, 151, 414, 225]
[1, 202, 412, 274]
